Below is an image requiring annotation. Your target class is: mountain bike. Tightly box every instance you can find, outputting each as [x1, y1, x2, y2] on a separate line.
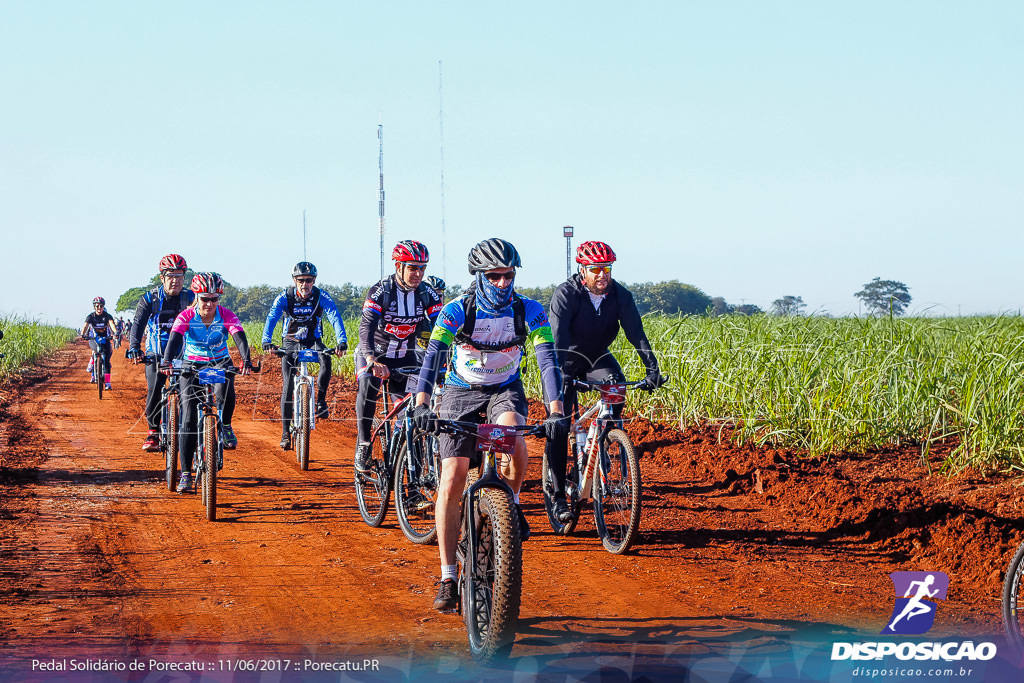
[541, 378, 659, 554]
[434, 419, 542, 663]
[176, 363, 246, 522]
[140, 356, 184, 491]
[1002, 540, 1024, 650]
[270, 345, 336, 471]
[355, 367, 421, 527]
[393, 383, 444, 544]
[90, 337, 111, 399]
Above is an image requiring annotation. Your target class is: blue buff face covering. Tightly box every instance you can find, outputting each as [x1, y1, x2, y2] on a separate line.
[474, 271, 515, 315]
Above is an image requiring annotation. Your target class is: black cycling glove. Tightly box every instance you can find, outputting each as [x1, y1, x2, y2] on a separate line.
[411, 404, 437, 433]
[544, 412, 569, 441]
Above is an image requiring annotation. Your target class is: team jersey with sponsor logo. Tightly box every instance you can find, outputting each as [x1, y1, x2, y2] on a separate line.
[261, 286, 346, 347]
[429, 295, 554, 388]
[170, 306, 244, 363]
[359, 276, 443, 360]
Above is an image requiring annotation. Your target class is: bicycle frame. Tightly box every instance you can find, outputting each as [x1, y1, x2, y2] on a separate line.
[569, 383, 630, 501]
[462, 426, 519, 586]
[288, 348, 321, 435]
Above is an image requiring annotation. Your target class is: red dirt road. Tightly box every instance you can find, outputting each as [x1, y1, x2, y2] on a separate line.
[1, 344, 1022, 681]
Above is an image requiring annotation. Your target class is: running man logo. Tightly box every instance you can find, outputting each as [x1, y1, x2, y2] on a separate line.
[881, 571, 949, 635]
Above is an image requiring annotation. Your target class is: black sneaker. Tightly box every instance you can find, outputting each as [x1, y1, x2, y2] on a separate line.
[315, 400, 329, 419]
[515, 503, 531, 542]
[553, 497, 573, 523]
[433, 578, 458, 612]
[280, 434, 292, 451]
[354, 443, 370, 474]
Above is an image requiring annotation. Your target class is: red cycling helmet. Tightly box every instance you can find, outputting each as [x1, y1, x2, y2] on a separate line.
[92, 296, 105, 306]
[575, 240, 617, 265]
[392, 240, 429, 263]
[190, 272, 224, 295]
[159, 253, 187, 274]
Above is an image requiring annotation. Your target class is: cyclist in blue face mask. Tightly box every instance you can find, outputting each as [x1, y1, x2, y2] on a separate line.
[411, 238, 569, 612]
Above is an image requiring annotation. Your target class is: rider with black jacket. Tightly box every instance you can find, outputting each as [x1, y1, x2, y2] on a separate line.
[545, 240, 666, 522]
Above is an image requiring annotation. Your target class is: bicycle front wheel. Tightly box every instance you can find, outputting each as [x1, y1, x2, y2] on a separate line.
[96, 354, 104, 400]
[394, 430, 440, 544]
[164, 392, 180, 491]
[355, 417, 392, 527]
[592, 429, 641, 554]
[460, 487, 522, 664]
[203, 414, 218, 521]
[296, 382, 311, 471]
[1002, 541, 1024, 649]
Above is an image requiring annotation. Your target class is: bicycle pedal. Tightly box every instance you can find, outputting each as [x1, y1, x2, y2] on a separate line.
[413, 499, 435, 512]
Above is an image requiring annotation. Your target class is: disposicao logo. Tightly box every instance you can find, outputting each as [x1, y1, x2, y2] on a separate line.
[882, 571, 948, 635]
[830, 571, 997, 662]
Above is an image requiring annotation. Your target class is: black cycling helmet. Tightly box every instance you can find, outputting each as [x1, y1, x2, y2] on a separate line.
[425, 275, 447, 292]
[292, 261, 317, 278]
[467, 238, 521, 275]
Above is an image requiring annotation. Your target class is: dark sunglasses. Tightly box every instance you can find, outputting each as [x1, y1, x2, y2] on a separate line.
[484, 270, 515, 283]
[199, 295, 220, 303]
[294, 277, 315, 284]
[403, 264, 426, 272]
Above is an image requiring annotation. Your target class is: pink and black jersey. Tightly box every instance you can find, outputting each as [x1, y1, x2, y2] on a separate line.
[170, 306, 244, 363]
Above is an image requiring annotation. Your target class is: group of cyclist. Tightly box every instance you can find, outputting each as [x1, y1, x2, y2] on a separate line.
[85, 236, 666, 613]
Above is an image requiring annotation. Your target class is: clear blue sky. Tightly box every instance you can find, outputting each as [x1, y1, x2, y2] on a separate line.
[1, 1, 1021, 326]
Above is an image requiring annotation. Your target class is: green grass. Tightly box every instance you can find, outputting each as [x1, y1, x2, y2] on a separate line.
[593, 314, 1024, 473]
[248, 314, 1024, 472]
[0, 316, 78, 379]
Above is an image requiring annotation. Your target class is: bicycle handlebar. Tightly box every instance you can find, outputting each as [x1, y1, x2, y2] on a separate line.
[572, 376, 670, 393]
[433, 420, 545, 438]
[270, 346, 338, 358]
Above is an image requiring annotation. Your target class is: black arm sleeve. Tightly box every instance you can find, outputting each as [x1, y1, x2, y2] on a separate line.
[547, 282, 576, 370]
[231, 330, 251, 364]
[618, 288, 659, 373]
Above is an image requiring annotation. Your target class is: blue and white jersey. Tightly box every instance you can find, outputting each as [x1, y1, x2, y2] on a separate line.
[262, 287, 346, 346]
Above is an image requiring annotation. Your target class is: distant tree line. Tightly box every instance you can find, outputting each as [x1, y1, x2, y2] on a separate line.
[116, 275, 911, 323]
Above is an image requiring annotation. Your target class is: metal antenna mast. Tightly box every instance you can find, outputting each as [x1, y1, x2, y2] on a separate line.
[378, 122, 386, 280]
[439, 60, 447, 281]
[302, 209, 307, 261]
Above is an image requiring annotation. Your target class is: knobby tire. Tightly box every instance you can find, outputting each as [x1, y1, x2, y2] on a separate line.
[1002, 541, 1024, 650]
[297, 382, 311, 471]
[394, 430, 440, 544]
[541, 444, 580, 536]
[355, 416, 392, 527]
[165, 392, 180, 491]
[460, 483, 522, 664]
[592, 428, 641, 554]
[203, 414, 218, 521]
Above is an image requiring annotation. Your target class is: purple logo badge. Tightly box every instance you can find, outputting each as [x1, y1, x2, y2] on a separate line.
[881, 571, 948, 635]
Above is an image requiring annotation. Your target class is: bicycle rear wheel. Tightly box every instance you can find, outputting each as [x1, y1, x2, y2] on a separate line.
[296, 382, 311, 471]
[541, 444, 580, 536]
[355, 417, 392, 527]
[164, 392, 180, 491]
[203, 414, 218, 521]
[1002, 540, 1024, 650]
[592, 429, 641, 554]
[96, 354, 104, 400]
[394, 430, 440, 544]
[460, 486, 522, 664]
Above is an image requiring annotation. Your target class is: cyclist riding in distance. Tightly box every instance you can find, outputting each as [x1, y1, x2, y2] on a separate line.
[127, 254, 196, 452]
[417, 275, 447, 352]
[160, 272, 254, 493]
[545, 240, 667, 522]
[261, 261, 348, 450]
[354, 240, 443, 473]
[411, 238, 568, 612]
[81, 297, 116, 389]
